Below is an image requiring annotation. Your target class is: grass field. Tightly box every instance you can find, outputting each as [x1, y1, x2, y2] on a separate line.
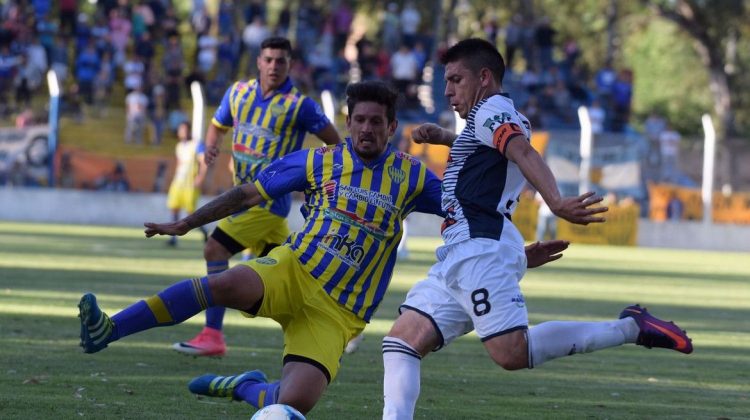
[1, 221, 749, 419]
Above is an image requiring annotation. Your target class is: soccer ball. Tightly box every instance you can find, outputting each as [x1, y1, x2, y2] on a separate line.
[250, 404, 306, 420]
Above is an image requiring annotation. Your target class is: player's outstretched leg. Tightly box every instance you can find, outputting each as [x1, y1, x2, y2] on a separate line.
[78, 277, 215, 354]
[188, 370, 279, 409]
[172, 326, 226, 357]
[78, 293, 114, 353]
[620, 304, 693, 354]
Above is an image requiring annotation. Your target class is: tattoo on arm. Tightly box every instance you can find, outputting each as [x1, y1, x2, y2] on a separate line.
[184, 187, 248, 229]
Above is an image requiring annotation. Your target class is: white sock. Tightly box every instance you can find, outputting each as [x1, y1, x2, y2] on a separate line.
[382, 336, 421, 420]
[528, 318, 639, 368]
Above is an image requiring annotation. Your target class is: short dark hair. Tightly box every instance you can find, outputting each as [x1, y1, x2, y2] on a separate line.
[441, 38, 505, 84]
[345, 81, 398, 122]
[260, 36, 292, 54]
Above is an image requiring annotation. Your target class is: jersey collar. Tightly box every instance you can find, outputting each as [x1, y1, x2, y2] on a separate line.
[346, 137, 393, 168]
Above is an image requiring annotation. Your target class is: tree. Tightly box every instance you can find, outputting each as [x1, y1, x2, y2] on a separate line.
[641, 0, 745, 140]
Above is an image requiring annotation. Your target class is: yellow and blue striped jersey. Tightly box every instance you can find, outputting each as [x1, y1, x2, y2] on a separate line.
[254, 139, 444, 321]
[212, 77, 331, 217]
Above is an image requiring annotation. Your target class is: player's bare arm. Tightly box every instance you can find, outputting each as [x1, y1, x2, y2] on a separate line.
[412, 123, 457, 147]
[144, 183, 264, 237]
[525, 240, 570, 268]
[203, 124, 228, 165]
[504, 136, 607, 225]
[316, 123, 343, 145]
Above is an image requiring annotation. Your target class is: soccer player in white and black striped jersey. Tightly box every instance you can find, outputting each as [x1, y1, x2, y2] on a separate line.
[381, 38, 693, 420]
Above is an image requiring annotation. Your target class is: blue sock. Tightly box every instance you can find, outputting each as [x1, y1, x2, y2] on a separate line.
[234, 380, 280, 409]
[205, 261, 228, 330]
[111, 277, 214, 341]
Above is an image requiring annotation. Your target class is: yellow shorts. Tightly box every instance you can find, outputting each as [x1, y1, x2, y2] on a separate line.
[241, 246, 365, 382]
[166, 184, 200, 213]
[216, 206, 290, 255]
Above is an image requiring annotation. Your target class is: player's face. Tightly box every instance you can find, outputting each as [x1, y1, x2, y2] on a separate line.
[347, 101, 397, 162]
[444, 60, 483, 119]
[257, 48, 291, 91]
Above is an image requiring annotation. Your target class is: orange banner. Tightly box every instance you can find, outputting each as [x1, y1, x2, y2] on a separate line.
[648, 183, 750, 224]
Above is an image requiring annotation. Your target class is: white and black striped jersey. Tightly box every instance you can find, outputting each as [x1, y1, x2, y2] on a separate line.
[440, 93, 531, 245]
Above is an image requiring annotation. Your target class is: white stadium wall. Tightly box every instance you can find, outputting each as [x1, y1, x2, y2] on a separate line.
[1, 187, 748, 252]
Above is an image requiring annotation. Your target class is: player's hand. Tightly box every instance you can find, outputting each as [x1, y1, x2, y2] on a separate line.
[549, 191, 608, 225]
[525, 240, 570, 268]
[204, 146, 220, 165]
[412, 123, 448, 145]
[144, 220, 191, 238]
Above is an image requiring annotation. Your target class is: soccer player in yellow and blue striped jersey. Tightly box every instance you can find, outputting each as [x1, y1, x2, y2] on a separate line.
[78, 81, 443, 416]
[165, 121, 208, 246]
[173, 36, 341, 357]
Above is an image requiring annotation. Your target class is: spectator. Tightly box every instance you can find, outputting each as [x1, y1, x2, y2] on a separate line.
[59, 153, 75, 188]
[611, 69, 633, 131]
[49, 37, 69, 83]
[108, 8, 131, 66]
[391, 44, 419, 97]
[149, 81, 167, 146]
[93, 51, 114, 117]
[162, 33, 185, 110]
[15, 54, 43, 108]
[242, 16, 270, 76]
[504, 14, 523, 70]
[659, 122, 681, 183]
[534, 17, 557, 72]
[197, 33, 219, 74]
[135, 32, 156, 72]
[217, 0, 236, 37]
[125, 85, 149, 144]
[61, 83, 84, 123]
[331, 1, 353, 53]
[666, 192, 684, 221]
[123, 52, 145, 93]
[275, 6, 291, 37]
[400, 1, 421, 47]
[644, 110, 666, 142]
[75, 42, 100, 105]
[96, 162, 130, 192]
[588, 98, 606, 134]
[522, 95, 543, 128]
[216, 34, 239, 84]
[381, 2, 400, 54]
[0, 45, 18, 116]
[58, 0, 77, 37]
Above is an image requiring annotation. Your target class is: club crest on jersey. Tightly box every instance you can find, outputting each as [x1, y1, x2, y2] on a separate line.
[395, 152, 419, 166]
[270, 104, 286, 116]
[387, 166, 406, 184]
[482, 112, 513, 131]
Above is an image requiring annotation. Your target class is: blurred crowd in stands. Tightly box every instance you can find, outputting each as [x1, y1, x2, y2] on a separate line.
[0, 0, 682, 192]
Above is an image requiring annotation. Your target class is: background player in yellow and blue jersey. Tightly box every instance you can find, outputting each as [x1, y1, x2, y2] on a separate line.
[173, 36, 341, 357]
[165, 121, 208, 247]
[77, 81, 569, 416]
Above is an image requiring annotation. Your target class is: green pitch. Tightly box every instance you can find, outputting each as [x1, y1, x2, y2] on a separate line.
[1, 221, 748, 419]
